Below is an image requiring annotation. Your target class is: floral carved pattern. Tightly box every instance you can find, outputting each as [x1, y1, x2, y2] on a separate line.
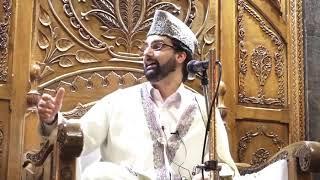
[0, 0, 11, 82]
[81, 0, 180, 53]
[237, 0, 286, 106]
[250, 46, 272, 100]
[238, 126, 284, 163]
[47, 0, 196, 57]
[80, 0, 195, 53]
[36, 4, 103, 78]
[250, 148, 271, 166]
[37, 0, 203, 79]
[198, 25, 215, 60]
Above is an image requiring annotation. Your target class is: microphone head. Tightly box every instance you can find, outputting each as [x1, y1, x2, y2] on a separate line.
[186, 60, 199, 74]
[187, 60, 209, 74]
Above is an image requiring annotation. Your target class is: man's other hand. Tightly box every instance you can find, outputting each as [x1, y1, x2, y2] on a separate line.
[38, 87, 65, 124]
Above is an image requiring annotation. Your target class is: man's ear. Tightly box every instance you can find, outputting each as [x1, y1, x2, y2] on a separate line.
[176, 51, 187, 64]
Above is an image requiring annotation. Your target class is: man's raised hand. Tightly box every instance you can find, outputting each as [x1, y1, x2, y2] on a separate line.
[38, 87, 65, 124]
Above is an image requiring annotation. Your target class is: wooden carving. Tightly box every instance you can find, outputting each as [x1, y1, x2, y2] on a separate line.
[237, 0, 286, 107]
[23, 140, 54, 167]
[250, 46, 272, 101]
[250, 148, 271, 166]
[0, 0, 11, 82]
[289, 0, 305, 142]
[238, 126, 285, 164]
[33, 0, 214, 80]
[59, 71, 146, 118]
[269, 0, 281, 12]
[239, 150, 288, 175]
[238, 141, 320, 176]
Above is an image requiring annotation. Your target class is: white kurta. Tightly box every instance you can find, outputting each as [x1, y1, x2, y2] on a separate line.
[54, 82, 238, 179]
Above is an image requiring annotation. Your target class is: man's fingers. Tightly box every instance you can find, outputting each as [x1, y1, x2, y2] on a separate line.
[54, 87, 65, 106]
[41, 93, 54, 102]
[38, 99, 55, 109]
[37, 90, 63, 123]
[38, 106, 54, 115]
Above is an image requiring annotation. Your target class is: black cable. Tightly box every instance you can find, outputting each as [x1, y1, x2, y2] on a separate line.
[162, 128, 192, 179]
[171, 132, 192, 179]
[200, 60, 222, 180]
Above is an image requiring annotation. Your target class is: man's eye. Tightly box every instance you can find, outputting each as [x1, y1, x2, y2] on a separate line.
[152, 43, 162, 50]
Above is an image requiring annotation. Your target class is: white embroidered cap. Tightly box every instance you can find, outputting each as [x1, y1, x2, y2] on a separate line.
[147, 10, 198, 54]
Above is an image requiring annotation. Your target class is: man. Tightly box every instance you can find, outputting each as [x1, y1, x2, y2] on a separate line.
[38, 10, 238, 179]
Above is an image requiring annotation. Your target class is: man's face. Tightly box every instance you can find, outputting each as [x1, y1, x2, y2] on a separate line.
[142, 35, 178, 82]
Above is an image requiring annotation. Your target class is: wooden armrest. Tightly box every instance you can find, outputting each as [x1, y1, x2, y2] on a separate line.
[235, 162, 251, 172]
[22, 122, 83, 170]
[295, 141, 320, 173]
[238, 141, 320, 175]
[57, 122, 84, 160]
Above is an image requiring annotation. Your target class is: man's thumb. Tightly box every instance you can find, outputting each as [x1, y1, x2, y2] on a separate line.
[54, 87, 65, 106]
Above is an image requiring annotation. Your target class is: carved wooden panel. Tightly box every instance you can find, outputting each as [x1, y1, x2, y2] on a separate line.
[21, 0, 216, 179]
[30, 0, 214, 111]
[237, 0, 287, 107]
[0, 0, 11, 178]
[0, 0, 305, 179]
[220, 0, 304, 166]
[288, 0, 305, 144]
[232, 0, 291, 164]
[32, 0, 214, 81]
[236, 120, 288, 165]
[0, 101, 9, 178]
[40, 69, 146, 111]
[0, 0, 11, 83]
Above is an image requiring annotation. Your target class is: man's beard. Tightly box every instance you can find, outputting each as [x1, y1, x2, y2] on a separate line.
[144, 57, 177, 82]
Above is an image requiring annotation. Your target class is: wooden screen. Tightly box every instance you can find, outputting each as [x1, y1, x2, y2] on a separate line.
[0, 0, 304, 179]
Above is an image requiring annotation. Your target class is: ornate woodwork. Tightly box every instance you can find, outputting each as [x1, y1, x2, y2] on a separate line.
[33, 0, 213, 82]
[22, 2, 215, 180]
[238, 0, 286, 107]
[0, 0, 11, 178]
[238, 126, 285, 164]
[0, 0, 11, 82]
[238, 141, 320, 177]
[289, 0, 305, 142]
[250, 148, 270, 166]
[0, 0, 306, 179]
[217, 0, 305, 167]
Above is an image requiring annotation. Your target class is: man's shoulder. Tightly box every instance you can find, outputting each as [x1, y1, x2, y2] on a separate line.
[182, 85, 204, 99]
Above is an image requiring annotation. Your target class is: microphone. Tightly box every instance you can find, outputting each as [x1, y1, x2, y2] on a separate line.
[170, 130, 179, 135]
[187, 60, 209, 74]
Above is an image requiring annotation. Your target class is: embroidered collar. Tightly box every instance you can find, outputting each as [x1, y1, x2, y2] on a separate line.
[141, 83, 197, 179]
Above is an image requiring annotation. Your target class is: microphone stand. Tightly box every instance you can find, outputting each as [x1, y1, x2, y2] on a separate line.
[194, 62, 221, 180]
[201, 70, 210, 115]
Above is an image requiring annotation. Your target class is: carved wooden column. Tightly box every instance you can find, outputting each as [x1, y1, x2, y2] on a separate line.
[22, 64, 48, 179]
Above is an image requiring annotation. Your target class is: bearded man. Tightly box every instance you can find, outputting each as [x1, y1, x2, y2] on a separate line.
[38, 10, 238, 180]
